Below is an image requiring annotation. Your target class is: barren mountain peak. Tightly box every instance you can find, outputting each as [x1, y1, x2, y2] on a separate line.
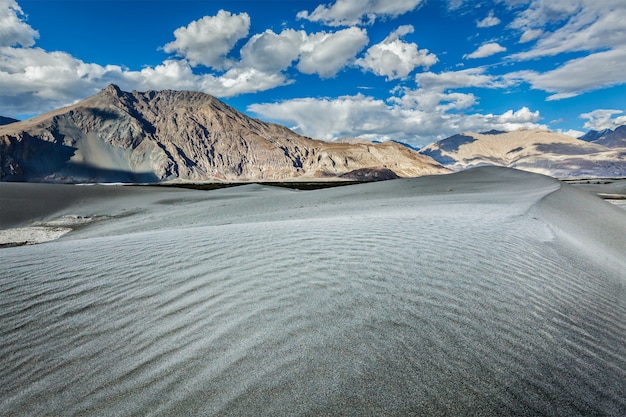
[1, 86, 447, 183]
[103, 83, 123, 95]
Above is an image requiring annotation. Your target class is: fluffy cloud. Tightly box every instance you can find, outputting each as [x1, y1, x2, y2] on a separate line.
[393, 68, 516, 113]
[580, 109, 626, 131]
[0, 45, 294, 116]
[240, 27, 369, 79]
[477, 11, 501, 28]
[0, 0, 38, 47]
[248, 90, 544, 145]
[0, 5, 367, 116]
[248, 64, 543, 145]
[239, 29, 303, 73]
[512, 47, 626, 100]
[162, 10, 250, 69]
[297, 27, 369, 78]
[297, 0, 424, 27]
[199, 67, 292, 97]
[356, 25, 437, 80]
[250, 94, 399, 141]
[464, 42, 506, 59]
[0, 46, 129, 114]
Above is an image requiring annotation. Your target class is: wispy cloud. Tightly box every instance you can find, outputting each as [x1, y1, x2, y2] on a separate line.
[477, 11, 501, 28]
[580, 109, 626, 131]
[464, 42, 506, 59]
[511, 47, 626, 100]
[297, 0, 425, 27]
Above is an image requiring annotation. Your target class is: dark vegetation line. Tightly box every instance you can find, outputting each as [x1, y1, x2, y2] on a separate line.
[132, 181, 365, 191]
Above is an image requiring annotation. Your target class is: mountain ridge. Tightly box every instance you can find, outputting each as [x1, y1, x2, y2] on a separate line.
[0, 85, 448, 183]
[419, 129, 626, 178]
[579, 125, 626, 148]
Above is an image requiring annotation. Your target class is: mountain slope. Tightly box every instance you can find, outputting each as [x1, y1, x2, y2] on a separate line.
[419, 129, 626, 178]
[0, 85, 447, 183]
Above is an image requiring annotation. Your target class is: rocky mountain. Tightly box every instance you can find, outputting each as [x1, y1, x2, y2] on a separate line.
[419, 129, 626, 178]
[0, 116, 18, 126]
[579, 125, 626, 148]
[0, 85, 448, 183]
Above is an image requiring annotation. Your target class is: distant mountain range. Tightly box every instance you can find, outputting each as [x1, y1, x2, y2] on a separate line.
[579, 125, 626, 149]
[420, 129, 626, 178]
[0, 85, 447, 183]
[0, 116, 18, 126]
[1, 85, 625, 182]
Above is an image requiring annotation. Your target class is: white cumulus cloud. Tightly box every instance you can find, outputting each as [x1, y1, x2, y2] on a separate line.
[356, 25, 437, 80]
[0, 45, 129, 114]
[297, 27, 369, 78]
[248, 78, 544, 146]
[0, 0, 38, 47]
[297, 0, 424, 27]
[162, 10, 250, 70]
[464, 42, 506, 59]
[239, 29, 303, 73]
[239, 27, 369, 79]
[248, 64, 543, 145]
[0, 5, 369, 116]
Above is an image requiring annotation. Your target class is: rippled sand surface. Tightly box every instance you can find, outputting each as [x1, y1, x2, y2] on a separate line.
[1, 167, 625, 416]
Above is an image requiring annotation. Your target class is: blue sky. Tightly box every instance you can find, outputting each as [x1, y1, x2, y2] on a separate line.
[1, 0, 625, 146]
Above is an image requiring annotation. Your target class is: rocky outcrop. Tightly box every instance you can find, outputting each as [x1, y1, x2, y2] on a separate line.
[339, 167, 400, 181]
[419, 129, 626, 178]
[0, 85, 448, 183]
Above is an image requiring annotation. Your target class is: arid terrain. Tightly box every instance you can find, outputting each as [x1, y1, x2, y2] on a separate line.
[1, 86, 625, 416]
[2, 86, 625, 184]
[1, 166, 625, 416]
[0, 85, 447, 183]
[420, 129, 626, 178]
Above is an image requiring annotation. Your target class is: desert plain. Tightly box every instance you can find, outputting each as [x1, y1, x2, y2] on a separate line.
[0, 166, 625, 416]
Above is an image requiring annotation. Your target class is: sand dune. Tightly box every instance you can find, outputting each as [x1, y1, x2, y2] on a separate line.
[1, 167, 624, 416]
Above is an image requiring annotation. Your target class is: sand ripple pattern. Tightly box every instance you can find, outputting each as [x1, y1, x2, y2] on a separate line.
[1, 172, 625, 416]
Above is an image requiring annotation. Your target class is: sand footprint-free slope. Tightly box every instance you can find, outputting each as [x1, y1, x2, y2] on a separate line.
[1, 166, 624, 416]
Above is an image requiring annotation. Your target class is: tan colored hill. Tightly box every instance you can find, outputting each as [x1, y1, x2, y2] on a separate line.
[420, 129, 626, 178]
[0, 85, 448, 183]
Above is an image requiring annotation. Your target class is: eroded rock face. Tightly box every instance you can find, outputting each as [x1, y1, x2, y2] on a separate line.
[0, 85, 448, 183]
